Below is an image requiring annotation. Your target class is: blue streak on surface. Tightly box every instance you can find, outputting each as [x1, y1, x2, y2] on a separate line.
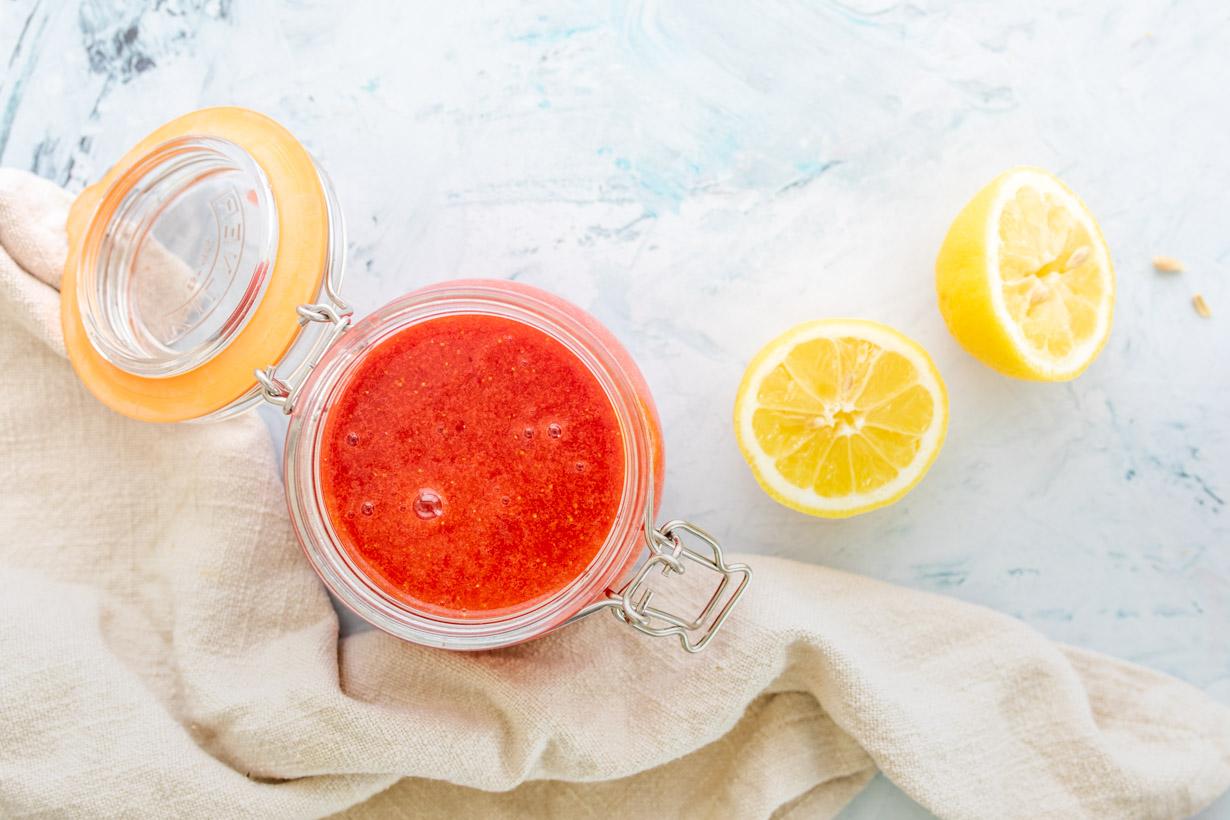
[0, 1, 51, 164]
[509, 22, 600, 44]
[911, 559, 970, 589]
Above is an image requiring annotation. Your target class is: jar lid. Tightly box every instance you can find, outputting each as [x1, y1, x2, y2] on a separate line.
[61, 107, 332, 422]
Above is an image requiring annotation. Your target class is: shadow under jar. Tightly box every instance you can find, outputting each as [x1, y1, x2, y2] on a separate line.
[61, 107, 750, 652]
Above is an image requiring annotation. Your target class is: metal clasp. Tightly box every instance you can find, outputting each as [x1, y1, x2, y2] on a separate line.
[610, 520, 751, 653]
[255, 300, 352, 414]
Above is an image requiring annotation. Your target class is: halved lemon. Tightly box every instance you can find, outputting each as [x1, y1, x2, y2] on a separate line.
[734, 320, 948, 518]
[936, 167, 1115, 381]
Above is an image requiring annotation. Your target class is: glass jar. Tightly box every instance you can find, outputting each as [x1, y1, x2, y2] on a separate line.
[62, 107, 750, 652]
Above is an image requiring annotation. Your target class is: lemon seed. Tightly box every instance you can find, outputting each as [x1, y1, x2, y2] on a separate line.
[1153, 255, 1184, 273]
[1064, 246, 1090, 270]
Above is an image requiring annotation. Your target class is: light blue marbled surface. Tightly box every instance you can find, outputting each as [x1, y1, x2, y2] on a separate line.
[2, 1, 1227, 817]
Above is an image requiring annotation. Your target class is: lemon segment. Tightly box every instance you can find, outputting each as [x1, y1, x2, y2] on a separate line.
[734, 320, 948, 518]
[936, 167, 1114, 381]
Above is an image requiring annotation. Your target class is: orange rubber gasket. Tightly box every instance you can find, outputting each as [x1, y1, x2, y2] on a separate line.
[61, 107, 329, 423]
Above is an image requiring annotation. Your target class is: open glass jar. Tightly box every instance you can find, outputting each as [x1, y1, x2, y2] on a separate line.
[62, 107, 749, 652]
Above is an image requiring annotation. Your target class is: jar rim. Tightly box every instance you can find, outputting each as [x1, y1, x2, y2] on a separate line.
[283, 280, 658, 650]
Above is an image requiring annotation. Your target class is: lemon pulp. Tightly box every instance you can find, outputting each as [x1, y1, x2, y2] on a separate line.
[735, 320, 948, 518]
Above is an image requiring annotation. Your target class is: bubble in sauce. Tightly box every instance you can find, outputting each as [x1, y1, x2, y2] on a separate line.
[414, 489, 444, 520]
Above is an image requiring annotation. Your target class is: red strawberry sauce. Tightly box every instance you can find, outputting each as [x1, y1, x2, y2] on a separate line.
[320, 313, 626, 616]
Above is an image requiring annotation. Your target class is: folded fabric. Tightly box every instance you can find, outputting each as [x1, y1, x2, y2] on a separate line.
[0, 168, 1226, 819]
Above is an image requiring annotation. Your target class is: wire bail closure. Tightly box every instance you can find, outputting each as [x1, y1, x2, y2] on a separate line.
[616, 520, 751, 653]
[256, 287, 352, 414]
[571, 517, 751, 653]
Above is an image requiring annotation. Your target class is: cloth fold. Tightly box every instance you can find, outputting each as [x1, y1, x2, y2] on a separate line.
[0, 168, 1226, 819]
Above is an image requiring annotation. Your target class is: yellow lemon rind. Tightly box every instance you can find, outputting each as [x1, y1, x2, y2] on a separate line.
[935, 166, 1114, 382]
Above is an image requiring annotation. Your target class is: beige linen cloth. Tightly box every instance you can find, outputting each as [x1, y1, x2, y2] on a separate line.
[0, 167, 1228, 819]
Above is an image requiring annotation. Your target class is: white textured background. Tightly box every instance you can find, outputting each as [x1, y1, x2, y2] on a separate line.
[2, 2, 1228, 816]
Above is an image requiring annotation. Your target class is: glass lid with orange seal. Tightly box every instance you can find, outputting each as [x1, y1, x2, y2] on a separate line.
[62, 107, 750, 653]
[62, 107, 347, 423]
